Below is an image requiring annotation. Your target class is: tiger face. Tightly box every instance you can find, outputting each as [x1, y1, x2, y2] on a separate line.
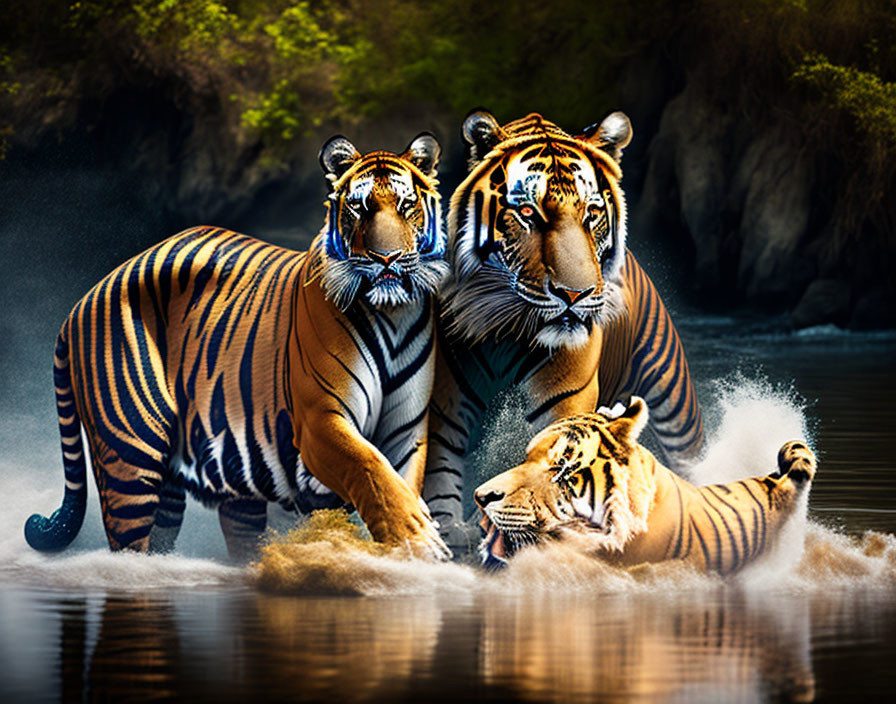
[474, 399, 653, 567]
[317, 133, 448, 310]
[446, 111, 633, 349]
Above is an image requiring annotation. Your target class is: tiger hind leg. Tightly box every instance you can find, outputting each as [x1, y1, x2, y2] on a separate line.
[147, 482, 187, 554]
[218, 498, 267, 563]
[91, 437, 168, 552]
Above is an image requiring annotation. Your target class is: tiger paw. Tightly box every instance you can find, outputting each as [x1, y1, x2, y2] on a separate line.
[777, 441, 816, 486]
[365, 490, 452, 562]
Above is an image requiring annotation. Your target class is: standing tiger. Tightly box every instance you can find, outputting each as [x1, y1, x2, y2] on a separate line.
[474, 399, 815, 574]
[424, 110, 704, 551]
[24, 133, 451, 560]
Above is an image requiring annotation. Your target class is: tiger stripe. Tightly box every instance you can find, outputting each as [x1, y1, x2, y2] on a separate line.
[474, 403, 814, 575]
[425, 111, 703, 550]
[25, 134, 450, 559]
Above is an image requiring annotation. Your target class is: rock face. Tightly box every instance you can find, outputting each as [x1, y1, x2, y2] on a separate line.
[791, 279, 852, 329]
[633, 79, 895, 330]
[636, 83, 731, 291]
[735, 131, 815, 305]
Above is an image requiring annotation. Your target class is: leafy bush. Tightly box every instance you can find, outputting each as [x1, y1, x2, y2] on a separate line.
[2, 0, 895, 175]
[794, 54, 896, 153]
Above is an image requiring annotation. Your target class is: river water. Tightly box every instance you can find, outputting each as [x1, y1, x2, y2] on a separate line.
[1, 161, 895, 702]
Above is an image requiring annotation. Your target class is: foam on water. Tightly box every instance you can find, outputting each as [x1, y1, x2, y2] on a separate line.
[1, 372, 893, 596]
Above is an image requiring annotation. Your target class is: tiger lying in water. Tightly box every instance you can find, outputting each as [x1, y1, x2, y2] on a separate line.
[474, 398, 815, 574]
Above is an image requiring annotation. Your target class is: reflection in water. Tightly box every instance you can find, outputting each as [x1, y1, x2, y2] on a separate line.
[86, 597, 184, 702]
[243, 596, 444, 702]
[10, 515, 891, 703]
[480, 593, 814, 704]
[17, 585, 823, 703]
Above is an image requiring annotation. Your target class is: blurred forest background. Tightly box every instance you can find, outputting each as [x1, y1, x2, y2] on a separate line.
[2, 0, 895, 328]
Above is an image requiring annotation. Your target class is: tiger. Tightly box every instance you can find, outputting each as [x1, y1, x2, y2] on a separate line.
[24, 133, 452, 561]
[474, 398, 815, 574]
[423, 110, 704, 552]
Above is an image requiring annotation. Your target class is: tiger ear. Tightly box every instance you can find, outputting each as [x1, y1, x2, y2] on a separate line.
[580, 111, 632, 163]
[462, 108, 505, 168]
[402, 132, 441, 178]
[319, 135, 361, 183]
[610, 396, 648, 444]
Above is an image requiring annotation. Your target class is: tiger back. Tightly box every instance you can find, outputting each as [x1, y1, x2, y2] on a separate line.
[424, 110, 704, 552]
[25, 133, 451, 560]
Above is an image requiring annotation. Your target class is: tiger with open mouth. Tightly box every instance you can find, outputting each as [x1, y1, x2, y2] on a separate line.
[474, 399, 815, 574]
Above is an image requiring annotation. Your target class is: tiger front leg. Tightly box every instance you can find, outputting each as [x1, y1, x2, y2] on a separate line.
[423, 352, 489, 555]
[300, 414, 451, 560]
[218, 497, 268, 563]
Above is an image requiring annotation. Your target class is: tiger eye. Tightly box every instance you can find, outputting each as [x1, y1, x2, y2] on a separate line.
[567, 472, 585, 494]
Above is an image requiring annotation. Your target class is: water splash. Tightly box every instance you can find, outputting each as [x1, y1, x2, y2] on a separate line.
[254, 510, 478, 597]
[794, 523, 896, 589]
[251, 517, 896, 598]
[1, 371, 893, 596]
[253, 372, 895, 597]
[691, 371, 810, 485]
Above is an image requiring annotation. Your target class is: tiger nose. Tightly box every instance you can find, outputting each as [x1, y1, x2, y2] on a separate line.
[368, 248, 403, 266]
[548, 281, 594, 306]
[474, 487, 505, 509]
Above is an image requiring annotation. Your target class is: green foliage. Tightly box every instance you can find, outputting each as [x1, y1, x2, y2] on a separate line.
[2, 0, 896, 171]
[0, 52, 19, 97]
[235, 2, 351, 144]
[794, 54, 896, 151]
[131, 0, 240, 52]
[330, 0, 628, 128]
[241, 79, 310, 141]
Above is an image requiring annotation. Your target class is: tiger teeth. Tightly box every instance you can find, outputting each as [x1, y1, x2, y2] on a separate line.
[479, 513, 491, 531]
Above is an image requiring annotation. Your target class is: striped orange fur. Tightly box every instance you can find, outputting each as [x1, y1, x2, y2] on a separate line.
[25, 133, 450, 560]
[424, 110, 703, 551]
[475, 399, 815, 574]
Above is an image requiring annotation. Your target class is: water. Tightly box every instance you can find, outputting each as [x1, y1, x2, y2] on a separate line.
[2, 163, 896, 702]
[1, 324, 894, 703]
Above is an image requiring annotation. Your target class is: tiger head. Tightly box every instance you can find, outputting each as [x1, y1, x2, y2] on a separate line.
[474, 398, 655, 567]
[314, 133, 448, 310]
[445, 110, 632, 349]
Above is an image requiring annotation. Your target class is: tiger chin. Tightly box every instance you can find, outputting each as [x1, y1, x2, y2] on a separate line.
[474, 398, 816, 575]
